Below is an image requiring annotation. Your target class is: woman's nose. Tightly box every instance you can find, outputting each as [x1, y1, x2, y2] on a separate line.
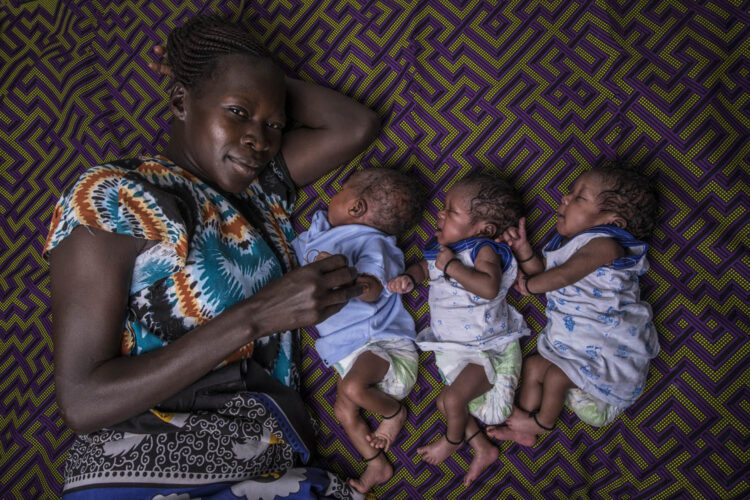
[241, 124, 269, 151]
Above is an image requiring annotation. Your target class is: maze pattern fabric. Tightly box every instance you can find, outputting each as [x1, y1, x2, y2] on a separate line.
[1, 1, 747, 499]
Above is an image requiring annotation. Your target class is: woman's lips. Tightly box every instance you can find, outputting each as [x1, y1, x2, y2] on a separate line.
[228, 155, 261, 175]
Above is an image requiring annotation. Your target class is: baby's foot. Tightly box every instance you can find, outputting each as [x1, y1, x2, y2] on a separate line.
[348, 451, 393, 494]
[366, 405, 406, 452]
[486, 425, 536, 447]
[507, 409, 553, 436]
[464, 436, 499, 486]
[417, 435, 462, 465]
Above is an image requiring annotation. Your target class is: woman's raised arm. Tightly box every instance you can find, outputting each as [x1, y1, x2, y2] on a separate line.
[51, 225, 361, 434]
[279, 77, 379, 186]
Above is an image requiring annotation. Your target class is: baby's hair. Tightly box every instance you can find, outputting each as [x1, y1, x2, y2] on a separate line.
[454, 174, 523, 238]
[591, 161, 658, 240]
[167, 15, 273, 92]
[346, 169, 423, 236]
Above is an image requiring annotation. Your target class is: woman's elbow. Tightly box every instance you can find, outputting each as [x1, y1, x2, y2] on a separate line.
[350, 108, 380, 150]
[56, 384, 105, 434]
[59, 402, 99, 435]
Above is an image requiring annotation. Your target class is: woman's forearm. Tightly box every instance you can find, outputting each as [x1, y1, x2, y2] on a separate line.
[52, 228, 359, 434]
[281, 77, 379, 185]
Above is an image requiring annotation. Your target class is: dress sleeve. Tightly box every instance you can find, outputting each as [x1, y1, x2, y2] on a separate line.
[44, 161, 189, 294]
[258, 152, 298, 214]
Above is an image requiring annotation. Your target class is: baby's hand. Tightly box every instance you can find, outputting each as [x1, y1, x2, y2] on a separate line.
[513, 268, 532, 296]
[313, 251, 333, 262]
[387, 275, 414, 294]
[435, 246, 456, 272]
[503, 217, 533, 255]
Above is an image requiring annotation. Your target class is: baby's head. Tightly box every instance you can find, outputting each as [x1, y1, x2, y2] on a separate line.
[557, 162, 658, 240]
[327, 168, 422, 236]
[436, 174, 522, 245]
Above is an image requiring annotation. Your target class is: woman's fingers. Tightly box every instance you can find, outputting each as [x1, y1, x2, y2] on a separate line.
[149, 45, 172, 76]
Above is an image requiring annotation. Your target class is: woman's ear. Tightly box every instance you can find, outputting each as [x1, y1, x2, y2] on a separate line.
[347, 198, 368, 219]
[169, 84, 188, 120]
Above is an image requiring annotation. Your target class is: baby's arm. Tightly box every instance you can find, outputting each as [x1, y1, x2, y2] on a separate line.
[437, 245, 501, 299]
[502, 217, 544, 275]
[387, 261, 428, 294]
[521, 238, 625, 295]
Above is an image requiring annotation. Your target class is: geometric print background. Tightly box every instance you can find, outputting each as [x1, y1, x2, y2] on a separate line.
[0, 1, 747, 498]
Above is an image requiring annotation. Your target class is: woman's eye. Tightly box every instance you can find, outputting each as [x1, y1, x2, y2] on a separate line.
[228, 107, 247, 118]
[266, 121, 283, 130]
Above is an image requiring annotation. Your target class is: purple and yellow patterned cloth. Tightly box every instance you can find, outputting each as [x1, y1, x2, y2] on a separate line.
[1, 1, 748, 499]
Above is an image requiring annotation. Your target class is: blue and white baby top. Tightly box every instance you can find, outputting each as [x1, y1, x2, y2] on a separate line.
[291, 210, 416, 367]
[537, 226, 660, 408]
[416, 238, 530, 352]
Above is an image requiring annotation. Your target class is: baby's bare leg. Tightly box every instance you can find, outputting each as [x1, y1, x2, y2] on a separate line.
[517, 355, 553, 413]
[508, 363, 576, 435]
[339, 351, 405, 452]
[418, 364, 491, 464]
[463, 417, 499, 486]
[334, 390, 393, 494]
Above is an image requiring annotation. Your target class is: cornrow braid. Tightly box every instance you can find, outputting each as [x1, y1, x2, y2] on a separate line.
[167, 15, 273, 91]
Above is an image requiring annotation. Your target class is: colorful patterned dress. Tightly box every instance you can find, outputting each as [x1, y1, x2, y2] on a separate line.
[44, 156, 361, 500]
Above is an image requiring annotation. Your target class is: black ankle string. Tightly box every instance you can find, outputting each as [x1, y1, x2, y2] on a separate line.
[529, 410, 555, 431]
[364, 449, 383, 462]
[445, 434, 464, 445]
[382, 404, 403, 420]
[466, 429, 482, 443]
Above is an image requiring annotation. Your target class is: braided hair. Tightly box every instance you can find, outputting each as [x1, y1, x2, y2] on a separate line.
[454, 174, 523, 239]
[592, 161, 659, 240]
[167, 15, 273, 92]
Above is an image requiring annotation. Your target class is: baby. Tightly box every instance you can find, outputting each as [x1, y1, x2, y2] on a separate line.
[388, 175, 529, 486]
[291, 168, 422, 494]
[488, 162, 660, 446]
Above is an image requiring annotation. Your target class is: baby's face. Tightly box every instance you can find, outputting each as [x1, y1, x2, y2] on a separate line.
[435, 185, 486, 245]
[556, 172, 619, 237]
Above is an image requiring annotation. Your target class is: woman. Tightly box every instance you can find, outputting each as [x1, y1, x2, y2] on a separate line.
[45, 15, 378, 499]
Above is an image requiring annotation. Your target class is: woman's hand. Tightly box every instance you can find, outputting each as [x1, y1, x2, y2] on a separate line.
[242, 254, 361, 335]
[148, 45, 172, 76]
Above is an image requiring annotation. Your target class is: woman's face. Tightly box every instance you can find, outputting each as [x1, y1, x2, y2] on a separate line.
[176, 54, 287, 193]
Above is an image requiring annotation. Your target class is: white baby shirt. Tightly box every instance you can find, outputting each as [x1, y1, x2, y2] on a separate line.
[417, 238, 530, 353]
[537, 226, 660, 407]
